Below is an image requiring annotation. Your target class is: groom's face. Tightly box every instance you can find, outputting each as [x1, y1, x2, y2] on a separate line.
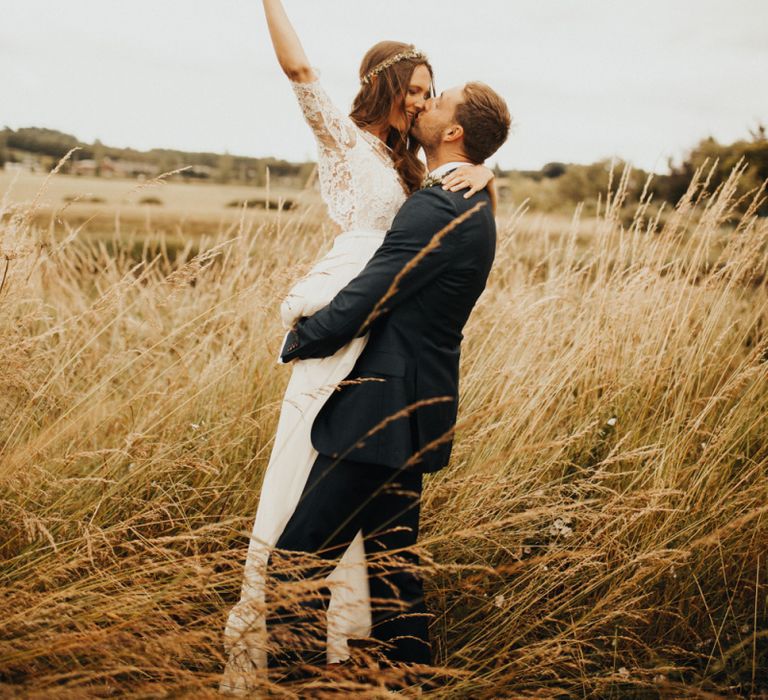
[410, 85, 465, 148]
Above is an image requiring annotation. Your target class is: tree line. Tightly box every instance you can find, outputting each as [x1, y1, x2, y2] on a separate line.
[505, 124, 767, 217]
[0, 127, 314, 187]
[2, 125, 765, 215]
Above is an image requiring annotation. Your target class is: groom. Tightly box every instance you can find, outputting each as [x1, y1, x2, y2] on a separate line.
[266, 81, 511, 679]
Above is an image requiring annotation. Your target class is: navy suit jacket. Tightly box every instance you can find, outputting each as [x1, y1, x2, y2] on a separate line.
[280, 183, 496, 473]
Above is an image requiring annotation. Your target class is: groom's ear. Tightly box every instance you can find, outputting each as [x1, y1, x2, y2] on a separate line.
[443, 123, 464, 143]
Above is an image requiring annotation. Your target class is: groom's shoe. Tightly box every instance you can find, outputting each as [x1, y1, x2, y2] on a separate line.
[325, 638, 390, 685]
[268, 647, 326, 685]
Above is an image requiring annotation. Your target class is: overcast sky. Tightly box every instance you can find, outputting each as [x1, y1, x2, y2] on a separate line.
[2, 0, 766, 171]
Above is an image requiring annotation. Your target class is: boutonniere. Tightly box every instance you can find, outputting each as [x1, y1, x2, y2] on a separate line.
[420, 174, 443, 190]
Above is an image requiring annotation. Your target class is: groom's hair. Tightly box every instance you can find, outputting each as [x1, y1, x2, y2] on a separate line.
[455, 82, 511, 164]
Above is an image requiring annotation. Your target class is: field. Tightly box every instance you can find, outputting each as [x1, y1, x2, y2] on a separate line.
[1, 164, 767, 698]
[0, 170, 314, 241]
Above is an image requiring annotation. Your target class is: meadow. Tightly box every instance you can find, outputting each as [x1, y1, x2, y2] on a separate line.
[0, 161, 766, 698]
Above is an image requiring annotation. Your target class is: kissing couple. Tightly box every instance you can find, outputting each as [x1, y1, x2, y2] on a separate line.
[221, 0, 510, 692]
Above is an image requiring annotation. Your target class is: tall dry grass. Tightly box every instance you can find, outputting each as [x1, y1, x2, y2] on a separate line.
[0, 160, 767, 698]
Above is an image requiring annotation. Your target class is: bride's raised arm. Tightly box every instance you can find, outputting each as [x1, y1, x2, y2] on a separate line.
[262, 0, 356, 155]
[262, 0, 316, 83]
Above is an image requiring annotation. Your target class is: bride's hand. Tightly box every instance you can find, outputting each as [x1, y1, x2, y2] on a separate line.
[441, 164, 494, 199]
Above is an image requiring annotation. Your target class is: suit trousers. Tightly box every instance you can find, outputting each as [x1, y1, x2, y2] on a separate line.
[264, 452, 432, 673]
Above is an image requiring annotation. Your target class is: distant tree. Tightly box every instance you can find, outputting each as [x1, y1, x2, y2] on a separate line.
[748, 121, 766, 143]
[653, 131, 768, 216]
[554, 161, 611, 203]
[266, 159, 302, 178]
[541, 162, 567, 179]
[93, 138, 105, 174]
[549, 159, 649, 214]
[6, 127, 81, 158]
[0, 128, 7, 166]
[217, 152, 234, 183]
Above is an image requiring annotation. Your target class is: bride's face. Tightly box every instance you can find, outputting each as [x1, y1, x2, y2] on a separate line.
[388, 64, 432, 133]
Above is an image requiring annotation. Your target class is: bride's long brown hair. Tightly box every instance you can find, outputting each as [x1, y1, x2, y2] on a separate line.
[350, 41, 434, 194]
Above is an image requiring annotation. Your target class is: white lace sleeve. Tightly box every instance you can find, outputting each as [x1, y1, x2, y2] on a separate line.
[290, 78, 357, 153]
[289, 76, 359, 229]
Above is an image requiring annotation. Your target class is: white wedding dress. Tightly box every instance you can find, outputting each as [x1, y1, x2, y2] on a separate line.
[220, 76, 407, 692]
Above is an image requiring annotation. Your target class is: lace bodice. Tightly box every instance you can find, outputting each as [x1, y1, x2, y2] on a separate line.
[291, 77, 407, 231]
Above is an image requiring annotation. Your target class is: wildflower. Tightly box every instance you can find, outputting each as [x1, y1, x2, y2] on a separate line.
[191, 423, 200, 430]
[740, 624, 750, 634]
[653, 674, 666, 684]
[617, 667, 630, 680]
[549, 519, 563, 536]
[549, 516, 574, 538]
[607, 416, 617, 426]
[494, 594, 505, 608]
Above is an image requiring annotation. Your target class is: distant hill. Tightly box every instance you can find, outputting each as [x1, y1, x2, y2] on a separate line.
[0, 126, 315, 187]
[1, 125, 765, 216]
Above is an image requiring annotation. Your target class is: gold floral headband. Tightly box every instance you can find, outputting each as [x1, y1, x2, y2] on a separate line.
[361, 49, 428, 85]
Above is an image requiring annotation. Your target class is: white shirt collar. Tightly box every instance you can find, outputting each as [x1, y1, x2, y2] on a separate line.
[429, 161, 471, 179]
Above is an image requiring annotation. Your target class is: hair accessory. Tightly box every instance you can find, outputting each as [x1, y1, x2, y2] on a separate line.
[361, 49, 427, 85]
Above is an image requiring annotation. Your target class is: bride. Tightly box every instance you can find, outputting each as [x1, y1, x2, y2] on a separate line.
[221, 0, 496, 690]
